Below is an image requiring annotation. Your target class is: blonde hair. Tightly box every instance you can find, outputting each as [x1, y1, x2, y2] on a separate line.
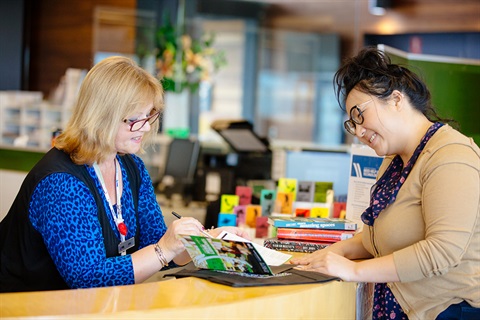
[55, 56, 163, 165]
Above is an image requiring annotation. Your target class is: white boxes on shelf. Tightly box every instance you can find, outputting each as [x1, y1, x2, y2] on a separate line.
[0, 91, 70, 150]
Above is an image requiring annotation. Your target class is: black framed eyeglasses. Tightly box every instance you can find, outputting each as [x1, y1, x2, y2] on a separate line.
[343, 100, 372, 135]
[123, 109, 161, 132]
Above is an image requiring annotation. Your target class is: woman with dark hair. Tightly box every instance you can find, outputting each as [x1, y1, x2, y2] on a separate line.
[291, 47, 479, 320]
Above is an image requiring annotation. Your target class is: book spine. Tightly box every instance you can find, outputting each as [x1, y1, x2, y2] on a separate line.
[276, 228, 355, 242]
[264, 239, 331, 253]
[271, 220, 356, 230]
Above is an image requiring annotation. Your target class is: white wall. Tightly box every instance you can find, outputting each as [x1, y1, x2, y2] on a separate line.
[0, 169, 26, 221]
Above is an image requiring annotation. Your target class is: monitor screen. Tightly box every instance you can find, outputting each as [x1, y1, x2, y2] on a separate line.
[163, 138, 200, 182]
[211, 120, 269, 153]
[219, 129, 269, 153]
[285, 150, 351, 198]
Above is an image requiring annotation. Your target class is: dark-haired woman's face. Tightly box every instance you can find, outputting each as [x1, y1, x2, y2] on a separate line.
[345, 89, 399, 157]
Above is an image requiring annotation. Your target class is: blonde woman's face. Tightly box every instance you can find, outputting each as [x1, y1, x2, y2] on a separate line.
[114, 103, 155, 155]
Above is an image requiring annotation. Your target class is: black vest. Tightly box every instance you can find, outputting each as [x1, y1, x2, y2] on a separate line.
[0, 148, 140, 292]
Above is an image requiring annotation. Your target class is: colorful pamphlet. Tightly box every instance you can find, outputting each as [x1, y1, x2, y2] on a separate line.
[333, 202, 347, 219]
[255, 216, 270, 238]
[235, 186, 253, 205]
[220, 194, 239, 213]
[275, 191, 294, 214]
[217, 213, 237, 227]
[295, 208, 311, 217]
[179, 235, 273, 275]
[277, 178, 298, 201]
[245, 204, 262, 227]
[260, 189, 276, 216]
[313, 182, 334, 203]
[310, 206, 330, 218]
[234, 205, 247, 226]
[296, 181, 315, 202]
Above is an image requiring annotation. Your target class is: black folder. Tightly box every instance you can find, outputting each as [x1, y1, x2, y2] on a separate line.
[165, 264, 339, 287]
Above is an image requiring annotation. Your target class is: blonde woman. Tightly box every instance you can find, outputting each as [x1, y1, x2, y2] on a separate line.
[0, 56, 248, 292]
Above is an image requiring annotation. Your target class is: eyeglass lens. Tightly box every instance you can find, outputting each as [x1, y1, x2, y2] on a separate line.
[344, 106, 364, 135]
[129, 111, 160, 132]
[350, 107, 363, 123]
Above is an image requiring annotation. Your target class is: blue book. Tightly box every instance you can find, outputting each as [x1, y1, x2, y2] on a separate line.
[268, 217, 357, 231]
[217, 213, 237, 227]
[260, 189, 276, 216]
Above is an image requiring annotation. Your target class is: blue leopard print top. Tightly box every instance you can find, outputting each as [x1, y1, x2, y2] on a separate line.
[28, 154, 167, 288]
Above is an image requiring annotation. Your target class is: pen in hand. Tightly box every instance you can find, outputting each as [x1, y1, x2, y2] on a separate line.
[171, 211, 214, 238]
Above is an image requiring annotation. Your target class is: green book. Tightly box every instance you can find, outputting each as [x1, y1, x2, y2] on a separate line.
[313, 182, 334, 203]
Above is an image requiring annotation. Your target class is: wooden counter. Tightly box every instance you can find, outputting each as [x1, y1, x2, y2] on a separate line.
[0, 145, 370, 319]
[0, 275, 360, 319]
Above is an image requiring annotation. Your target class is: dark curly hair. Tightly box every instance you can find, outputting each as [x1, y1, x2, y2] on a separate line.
[333, 46, 456, 126]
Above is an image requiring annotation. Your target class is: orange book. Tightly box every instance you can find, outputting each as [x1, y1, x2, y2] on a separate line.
[275, 191, 293, 214]
[295, 208, 310, 217]
[245, 205, 262, 227]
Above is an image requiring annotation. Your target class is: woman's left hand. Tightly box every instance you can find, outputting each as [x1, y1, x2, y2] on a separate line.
[208, 226, 252, 241]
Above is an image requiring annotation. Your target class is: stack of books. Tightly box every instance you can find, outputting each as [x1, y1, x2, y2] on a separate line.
[264, 217, 358, 253]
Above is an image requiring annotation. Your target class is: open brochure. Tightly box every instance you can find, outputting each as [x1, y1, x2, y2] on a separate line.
[174, 232, 338, 286]
[216, 230, 292, 266]
[178, 234, 273, 275]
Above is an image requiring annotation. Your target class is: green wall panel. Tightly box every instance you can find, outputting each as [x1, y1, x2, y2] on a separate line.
[0, 148, 45, 172]
[384, 45, 480, 145]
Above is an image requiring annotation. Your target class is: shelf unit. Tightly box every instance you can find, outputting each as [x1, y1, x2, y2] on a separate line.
[0, 91, 70, 150]
[0, 91, 172, 184]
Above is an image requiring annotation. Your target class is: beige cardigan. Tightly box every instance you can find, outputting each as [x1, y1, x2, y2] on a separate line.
[362, 125, 480, 320]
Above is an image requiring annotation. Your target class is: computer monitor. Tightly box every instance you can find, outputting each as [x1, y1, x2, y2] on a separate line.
[163, 138, 200, 184]
[285, 150, 351, 198]
[211, 120, 270, 153]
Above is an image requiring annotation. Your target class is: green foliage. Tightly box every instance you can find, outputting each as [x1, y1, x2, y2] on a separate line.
[155, 18, 227, 93]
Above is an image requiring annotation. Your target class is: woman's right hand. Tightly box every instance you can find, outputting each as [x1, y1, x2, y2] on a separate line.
[156, 217, 206, 262]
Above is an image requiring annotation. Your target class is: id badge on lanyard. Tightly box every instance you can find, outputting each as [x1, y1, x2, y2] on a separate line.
[93, 159, 135, 255]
